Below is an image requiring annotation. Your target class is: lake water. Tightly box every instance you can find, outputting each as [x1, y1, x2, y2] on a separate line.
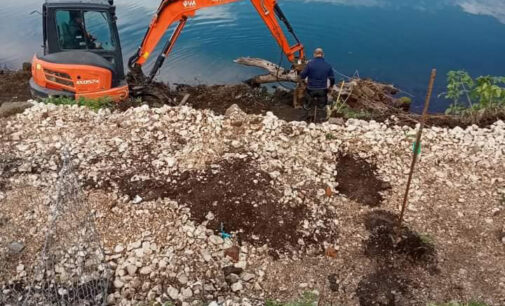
[1, 0, 505, 112]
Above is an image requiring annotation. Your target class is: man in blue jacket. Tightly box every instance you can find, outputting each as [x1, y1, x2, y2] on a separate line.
[300, 48, 335, 121]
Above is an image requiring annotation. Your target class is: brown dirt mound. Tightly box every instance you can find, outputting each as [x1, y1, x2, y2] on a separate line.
[0, 69, 32, 104]
[363, 210, 437, 271]
[335, 155, 391, 207]
[114, 158, 337, 254]
[175, 84, 305, 122]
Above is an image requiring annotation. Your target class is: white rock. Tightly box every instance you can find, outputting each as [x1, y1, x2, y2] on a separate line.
[206, 211, 215, 221]
[209, 235, 224, 245]
[167, 286, 179, 300]
[231, 281, 243, 292]
[126, 264, 137, 276]
[201, 250, 212, 262]
[113, 279, 124, 289]
[16, 264, 25, 273]
[139, 266, 152, 275]
[231, 140, 241, 148]
[181, 287, 193, 299]
[114, 245, 124, 253]
[178, 274, 188, 285]
[132, 195, 143, 204]
[242, 272, 255, 282]
[166, 157, 177, 168]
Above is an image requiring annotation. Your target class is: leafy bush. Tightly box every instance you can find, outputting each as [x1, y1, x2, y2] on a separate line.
[445, 70, 505, 115]
[43, 96, 113, 111]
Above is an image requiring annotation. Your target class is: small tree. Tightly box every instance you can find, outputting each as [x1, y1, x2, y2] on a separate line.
[445, 70, 505, 115]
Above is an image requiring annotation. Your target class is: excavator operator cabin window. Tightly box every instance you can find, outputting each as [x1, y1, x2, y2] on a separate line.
[55, 10, 115, 51]
[55, 10, 86, 49]
[83, 11, 115, 51]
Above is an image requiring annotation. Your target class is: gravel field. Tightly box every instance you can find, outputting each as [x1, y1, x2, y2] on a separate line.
[1, 102, 504, 305]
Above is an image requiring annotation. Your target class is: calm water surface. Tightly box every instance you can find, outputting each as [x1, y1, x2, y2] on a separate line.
[1, 0, 505, 112]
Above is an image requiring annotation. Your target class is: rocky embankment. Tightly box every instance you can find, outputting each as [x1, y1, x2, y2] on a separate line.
[1, 102, 504, 305]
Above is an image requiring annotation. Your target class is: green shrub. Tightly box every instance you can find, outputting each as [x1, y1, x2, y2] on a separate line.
[326, 133, 336, 140]
[445, 70, 505, 116]
[43, 96, 113, 111]
[398, 96, 412, 104]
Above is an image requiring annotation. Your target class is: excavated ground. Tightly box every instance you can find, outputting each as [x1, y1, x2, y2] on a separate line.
[0, 69, 32, 104]
[357, 210, 439, 305]
[335, 154, 392, 207]
[104, 158, 338, 255]
[1, 103, 504, 305]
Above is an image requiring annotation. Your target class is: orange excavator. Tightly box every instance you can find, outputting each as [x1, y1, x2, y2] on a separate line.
[30, 0, 305, 102]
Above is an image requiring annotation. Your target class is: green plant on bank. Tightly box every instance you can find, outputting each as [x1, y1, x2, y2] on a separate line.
[445, 70, 505, 116]
[397, 96, 412, 105]
[326, 133, 336, 140]
[335, 103, 372, 119]
[43, 96, 113, 111]
[265, 291, 318, 306]
[328, 83, 372, 120]
[419, 233, 435, 246]
[427, 301, 489, 306]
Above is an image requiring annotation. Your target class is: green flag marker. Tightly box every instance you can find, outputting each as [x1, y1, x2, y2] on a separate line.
[412, 142, 421, 155]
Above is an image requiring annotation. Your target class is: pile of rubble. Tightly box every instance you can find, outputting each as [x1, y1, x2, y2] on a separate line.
[1, 102, 504, 305]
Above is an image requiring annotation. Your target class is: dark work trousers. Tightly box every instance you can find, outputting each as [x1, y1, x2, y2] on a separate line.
[304, 88, 328, 122]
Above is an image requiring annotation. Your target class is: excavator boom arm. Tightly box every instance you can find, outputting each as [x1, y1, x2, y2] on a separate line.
[128, 0, 304, 81]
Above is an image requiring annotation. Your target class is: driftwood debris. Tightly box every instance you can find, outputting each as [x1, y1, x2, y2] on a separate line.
[234, 57, 298, 85]
[234, 57, 404, 112]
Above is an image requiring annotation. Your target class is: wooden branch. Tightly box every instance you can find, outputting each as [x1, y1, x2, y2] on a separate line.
[234, 57, 298, 85]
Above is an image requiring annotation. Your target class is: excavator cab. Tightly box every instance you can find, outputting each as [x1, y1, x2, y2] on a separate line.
[30, 0, 129, 101]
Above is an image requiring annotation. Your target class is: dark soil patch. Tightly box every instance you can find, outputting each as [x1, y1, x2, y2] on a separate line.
[497, 230, 505, 243]
[335, 155, 391, 207]
[175, 84, 305, 122]
[0, 69, 32, 104]
[406, 111, 505, 129]
[0, 156, 23, 191]
[115, 158, 337, 254]
[356, 269, 411, 306]
[356, 210, 438, 306]
[327, 273, 339, 292]
[364, 210, 437, 271]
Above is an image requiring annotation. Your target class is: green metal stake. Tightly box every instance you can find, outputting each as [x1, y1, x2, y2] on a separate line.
[399, 69, 437, 226]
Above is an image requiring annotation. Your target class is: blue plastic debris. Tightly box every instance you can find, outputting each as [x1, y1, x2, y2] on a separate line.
[220, 222, 232, 239]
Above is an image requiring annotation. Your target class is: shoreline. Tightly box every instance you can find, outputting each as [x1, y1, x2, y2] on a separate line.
[1, 67, 504, 128]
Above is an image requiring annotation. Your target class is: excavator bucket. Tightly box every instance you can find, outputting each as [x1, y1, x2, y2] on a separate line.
[292, 60, 307, 109]
[293, 81, 306, 109]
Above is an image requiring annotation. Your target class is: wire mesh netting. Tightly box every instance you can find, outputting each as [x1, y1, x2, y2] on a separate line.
[1, 149, 110, 305]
